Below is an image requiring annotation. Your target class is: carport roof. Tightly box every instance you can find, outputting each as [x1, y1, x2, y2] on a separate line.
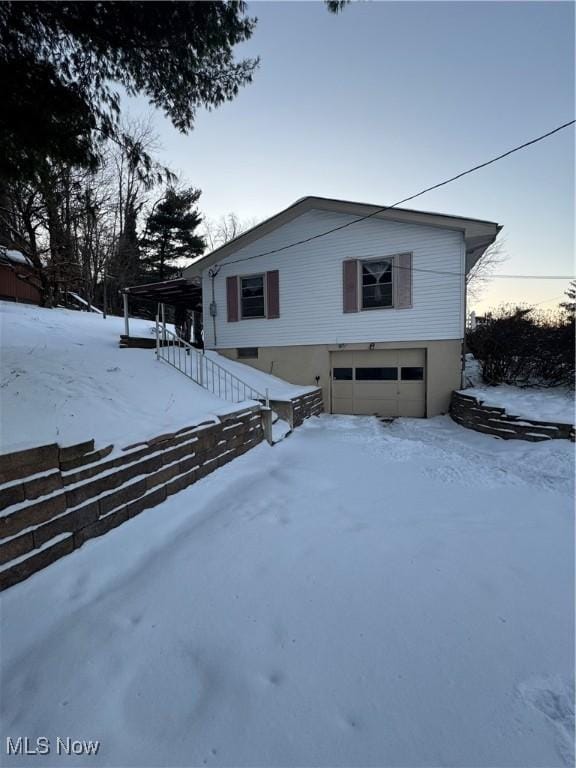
[122, 277, 202, 309]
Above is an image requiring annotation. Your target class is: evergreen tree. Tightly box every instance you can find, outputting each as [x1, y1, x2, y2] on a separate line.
[142, 188, 205, 282]
[559, 281, 576, 320]
[0, 2, 259, 182]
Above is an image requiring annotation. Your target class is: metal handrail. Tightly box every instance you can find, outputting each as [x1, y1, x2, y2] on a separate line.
[155, 323, 267, 406]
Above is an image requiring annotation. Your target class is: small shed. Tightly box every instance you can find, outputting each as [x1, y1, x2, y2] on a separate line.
[0, 248, 42, 305]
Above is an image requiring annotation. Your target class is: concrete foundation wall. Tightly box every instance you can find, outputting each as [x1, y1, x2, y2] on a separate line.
[218, 339, 463, 417]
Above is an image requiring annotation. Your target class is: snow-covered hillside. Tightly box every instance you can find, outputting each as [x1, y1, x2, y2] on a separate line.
[0, 302, 303, 454]
[464, 384, 574, 425]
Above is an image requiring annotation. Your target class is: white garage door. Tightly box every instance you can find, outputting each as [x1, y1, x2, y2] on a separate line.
[331, 349, 426, 417]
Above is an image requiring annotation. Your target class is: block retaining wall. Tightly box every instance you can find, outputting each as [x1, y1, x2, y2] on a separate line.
[269, 388, 323, 431]
[450, 390, 575, 442]
[0, 406, 264, 590]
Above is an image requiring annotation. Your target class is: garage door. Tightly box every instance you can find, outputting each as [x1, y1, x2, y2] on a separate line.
[331, 349, 426, 417]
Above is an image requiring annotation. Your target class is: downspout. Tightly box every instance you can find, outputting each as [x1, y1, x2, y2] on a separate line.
[208, 266, 221, 348]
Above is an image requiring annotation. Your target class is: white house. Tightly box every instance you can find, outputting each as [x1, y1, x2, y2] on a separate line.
[183, 196, 501, 417]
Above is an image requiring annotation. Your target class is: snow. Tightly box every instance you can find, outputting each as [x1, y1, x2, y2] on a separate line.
[464, 352, 483, 387]
[204, 349, 316, 400]
[0, 302, 248, 453]
[0, 248, 32, 267]
[272, 417, 291, 442]
[67, 291, 103, 314]
[463, 384, 574, 425]
[0, 415, 573, 767]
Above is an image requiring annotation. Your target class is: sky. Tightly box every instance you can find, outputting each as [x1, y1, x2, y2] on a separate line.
[128, 1, 574, 313]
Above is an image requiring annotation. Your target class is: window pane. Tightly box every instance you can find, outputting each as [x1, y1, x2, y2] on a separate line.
[355, 367, 397, 381]
[401, 367, 424, 381]
[362, 283, 393, 308]
[241, 276, 264, 296]
[242, 298, 265, 318]
[333, 367, 353, 380]
[362, 260, 392, 285]
[241, 275, 265, 317]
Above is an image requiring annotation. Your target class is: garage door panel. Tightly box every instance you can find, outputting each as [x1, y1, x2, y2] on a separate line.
[332, 397, 355, 415]
[354, 381, 398, 399]
[397, 349, 425, 366]
[353, 399, 398, 417]
[331, 349, 426, 418]
[353, 350, 398, 366]
[396, 399, 425, 418]
[333, 352, 354, 366]
[333, 380, 354, 397]
[398, 382, 425, 399]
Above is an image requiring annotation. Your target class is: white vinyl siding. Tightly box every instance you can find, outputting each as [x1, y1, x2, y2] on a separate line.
[203, 209, 466, 348]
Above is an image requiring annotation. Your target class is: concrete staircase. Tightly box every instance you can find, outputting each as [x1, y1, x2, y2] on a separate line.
[0, 406, 263, 590]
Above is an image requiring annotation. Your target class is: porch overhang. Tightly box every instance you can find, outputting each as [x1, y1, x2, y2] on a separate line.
[122, 277, 202, 309]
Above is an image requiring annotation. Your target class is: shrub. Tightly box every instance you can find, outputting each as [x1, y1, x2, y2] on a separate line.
[467, 306, 575, 387]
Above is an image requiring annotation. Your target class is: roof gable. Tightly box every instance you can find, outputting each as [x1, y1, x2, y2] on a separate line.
[183, 196, 501, 278]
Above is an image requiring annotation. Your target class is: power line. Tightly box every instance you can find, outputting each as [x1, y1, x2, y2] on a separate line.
[531, 293, 567, 307]
[217, 118, 575, 279]
[479, 275, 573, 280]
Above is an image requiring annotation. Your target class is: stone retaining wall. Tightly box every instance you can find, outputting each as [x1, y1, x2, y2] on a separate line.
[450, 391, 574, 442]
[269, 388, 323, 430]
[292, 389, 324, 427]
[0, 406, 264, 590]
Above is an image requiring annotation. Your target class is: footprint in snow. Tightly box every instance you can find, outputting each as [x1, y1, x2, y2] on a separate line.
[518, 675, 575, 765]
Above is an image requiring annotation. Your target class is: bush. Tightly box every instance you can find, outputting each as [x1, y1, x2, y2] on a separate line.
[467, 306, 575, 387]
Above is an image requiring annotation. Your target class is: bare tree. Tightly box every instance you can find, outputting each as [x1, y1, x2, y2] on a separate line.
[466, 238, 507, 302]
[201, 212, 259, 251]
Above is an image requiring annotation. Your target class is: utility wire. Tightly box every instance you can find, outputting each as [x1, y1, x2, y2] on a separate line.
[217, 119, 575, 280]
[531, 293, 567, 306]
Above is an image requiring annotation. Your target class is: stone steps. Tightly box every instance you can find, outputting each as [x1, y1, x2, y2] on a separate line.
[0, 406, 264, 590]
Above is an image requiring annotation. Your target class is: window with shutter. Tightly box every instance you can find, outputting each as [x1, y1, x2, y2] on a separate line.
[343, 260, 358, 313]
[266, 270, 280, 319]
[240, 274, 265, 318]
[361, 259, 393, 309]
[395, 252, 413, 309]
[226, 276, 239, 322]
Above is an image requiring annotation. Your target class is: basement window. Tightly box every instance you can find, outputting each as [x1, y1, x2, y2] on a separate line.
[237, 347, 259, 359]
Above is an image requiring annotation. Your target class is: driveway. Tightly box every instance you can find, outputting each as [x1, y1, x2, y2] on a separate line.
[1, 415, 573, 767]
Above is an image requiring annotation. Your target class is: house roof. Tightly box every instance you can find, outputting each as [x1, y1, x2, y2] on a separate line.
[0, 247, 34, 269]
[183, 196, 502, 278]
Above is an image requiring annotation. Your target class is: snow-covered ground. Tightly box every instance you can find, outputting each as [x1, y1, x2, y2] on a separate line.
[0, 302, 237, 453]
[464, 384, 574, 425]
[1, 415, 573, 767]
[463, 353, 574, 424]
[0, 302, 309, 453]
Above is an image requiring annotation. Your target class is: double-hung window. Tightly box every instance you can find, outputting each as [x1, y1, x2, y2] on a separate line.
[240, 274, 265, 318]
[361, 258, 393, 309]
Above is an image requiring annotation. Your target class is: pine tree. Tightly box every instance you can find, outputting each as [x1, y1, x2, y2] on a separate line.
[0, 2, 259, 182]
[142, 188, 205, 282]
[559, 281, 576, 320]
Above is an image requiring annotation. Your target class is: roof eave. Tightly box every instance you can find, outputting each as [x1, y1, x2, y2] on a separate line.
[183, 196, 502, 277]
